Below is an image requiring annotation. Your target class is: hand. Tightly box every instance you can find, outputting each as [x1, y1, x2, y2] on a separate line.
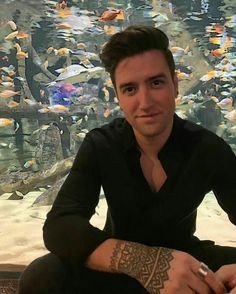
[112, 241, 226, 294]
[142, 248, 226, 294]
[216, 264, 236, 292]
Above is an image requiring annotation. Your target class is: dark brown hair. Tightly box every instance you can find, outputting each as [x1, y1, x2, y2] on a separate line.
[99, 25, 176, 89]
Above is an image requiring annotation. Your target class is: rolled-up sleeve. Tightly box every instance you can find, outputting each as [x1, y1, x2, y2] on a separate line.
[43, 134, 110, 267]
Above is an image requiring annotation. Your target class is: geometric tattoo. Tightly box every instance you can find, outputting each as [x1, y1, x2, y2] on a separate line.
[109, 240, 174, 293]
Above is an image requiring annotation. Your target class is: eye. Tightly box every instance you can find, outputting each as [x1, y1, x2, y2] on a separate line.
[151, 79, 163, 87]
[122, 86, 136, 95]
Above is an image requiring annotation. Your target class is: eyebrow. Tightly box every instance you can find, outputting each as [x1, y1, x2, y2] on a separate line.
[118, 74, 167, 91]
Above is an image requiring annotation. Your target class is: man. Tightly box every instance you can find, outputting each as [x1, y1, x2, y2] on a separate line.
[19, 25, 236, 293]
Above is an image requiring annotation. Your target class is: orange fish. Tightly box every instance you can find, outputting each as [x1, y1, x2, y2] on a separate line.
[16, 51, 28, 59]
[211, 48, 227, 57]
[176, 70, 192, 80]
[100, 9, 122, 21]
[24, 159, 36, 168]
[58, 8, 72, 17]
[55, 47, 71, 56]
[209, 37, 221, 45]
[0, 118, 14, 127]
[206, 24, 225, 34]
[7, 101, 19, 108]
[48, 104, 69, 113]
[17, 31, 29, 39]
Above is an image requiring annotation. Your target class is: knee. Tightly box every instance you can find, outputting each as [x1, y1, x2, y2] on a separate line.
[18, 253, 67, 294]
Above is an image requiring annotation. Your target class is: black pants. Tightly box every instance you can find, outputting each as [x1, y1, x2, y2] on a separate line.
[18, 241, 236, 294]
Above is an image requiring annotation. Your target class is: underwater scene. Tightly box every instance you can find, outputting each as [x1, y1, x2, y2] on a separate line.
[0, 0, 236, 265]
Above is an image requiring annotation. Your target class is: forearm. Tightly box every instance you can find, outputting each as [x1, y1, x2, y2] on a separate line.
[85, 239, 227, 294]
[85, 238, 174, 284]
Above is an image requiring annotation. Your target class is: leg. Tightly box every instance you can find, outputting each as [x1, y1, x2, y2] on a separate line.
[18, 253, 68, 294]
[18, 253, 148, 294]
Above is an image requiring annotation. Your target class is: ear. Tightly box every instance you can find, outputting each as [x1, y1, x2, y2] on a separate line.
[173, 73, 179, 97]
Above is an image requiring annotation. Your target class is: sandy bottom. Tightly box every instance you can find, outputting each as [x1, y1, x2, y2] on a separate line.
[0, 191, 235, 266]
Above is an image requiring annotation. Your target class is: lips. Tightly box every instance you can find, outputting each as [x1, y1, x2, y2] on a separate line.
[137, 112, 160, 118]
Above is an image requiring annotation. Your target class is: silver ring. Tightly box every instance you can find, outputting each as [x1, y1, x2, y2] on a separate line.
[197, 262, 209, 278]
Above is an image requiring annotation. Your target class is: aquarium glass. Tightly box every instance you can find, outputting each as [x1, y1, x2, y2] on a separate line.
[0, 0, 235, 265]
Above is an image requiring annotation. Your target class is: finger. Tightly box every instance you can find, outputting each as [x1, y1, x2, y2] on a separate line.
[204, 269, 227, 294]
[193, 262, 226, 294]
[216, 265, 236, 285]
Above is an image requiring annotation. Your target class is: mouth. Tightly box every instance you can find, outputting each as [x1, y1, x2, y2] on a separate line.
[137, 112, 160, 119]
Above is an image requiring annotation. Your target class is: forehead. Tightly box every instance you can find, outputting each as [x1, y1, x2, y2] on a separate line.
[114, 49, 170, 84]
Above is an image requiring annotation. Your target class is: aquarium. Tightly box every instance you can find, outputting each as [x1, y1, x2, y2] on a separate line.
[0, 0, 235, 269]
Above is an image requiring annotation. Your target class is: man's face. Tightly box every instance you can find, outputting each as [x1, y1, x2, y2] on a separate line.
[115, 49, 178, 140]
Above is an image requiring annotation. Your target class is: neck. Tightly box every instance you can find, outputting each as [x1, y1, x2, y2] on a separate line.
[134, 124, 173, 160]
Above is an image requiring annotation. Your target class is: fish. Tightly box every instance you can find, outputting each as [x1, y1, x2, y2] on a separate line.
[205, 24, 225, 34]
[33, 124, 51, 134]
[224, 109, 236, 121]
[70, 49, 99, 61]
[16, 51, 28, 59]
[7, 101, 19, 108]
[24, 159, 36, 169]
[47, 47, 54, 53]
[23, 98, 38, 106]
[4, 31, 18, 40]
[76, 132, 86, 139]
[54, 64, 104, 84]
[170, 46, 190, 55]
[211, 48, 227, 57]
[14, 43, 21, 53]
[100, 9, 122, 21]
[153, 13, 169, 23]
[216, 97, 233, 110]
[16, 31, 30, 39]
[176, 70, 193, 80]
[0, 118, 14, 127]
[56, 22, 72, 29]
[102, 87, 110, 101]
[225, 15, 236, 28]
[0, 89, 20, 98]
[0, 81, 14, 87]
[7, 20, 17, 31]
[77, 42, 87, 49]
[57, 8, 72, 18]
[48, 104, 69, 113]
[200, 70, 220, 82]
[54, 47, 71, 56]
[220, 91, 231, 96]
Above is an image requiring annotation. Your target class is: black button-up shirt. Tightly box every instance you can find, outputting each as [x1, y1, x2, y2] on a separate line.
[43, 115, 236, 266]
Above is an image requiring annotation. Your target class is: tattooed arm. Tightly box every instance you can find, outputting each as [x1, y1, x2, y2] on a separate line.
[86, 238, 226, 294]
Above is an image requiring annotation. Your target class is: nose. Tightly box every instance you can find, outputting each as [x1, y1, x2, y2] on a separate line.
[138, 86, 153, 110]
